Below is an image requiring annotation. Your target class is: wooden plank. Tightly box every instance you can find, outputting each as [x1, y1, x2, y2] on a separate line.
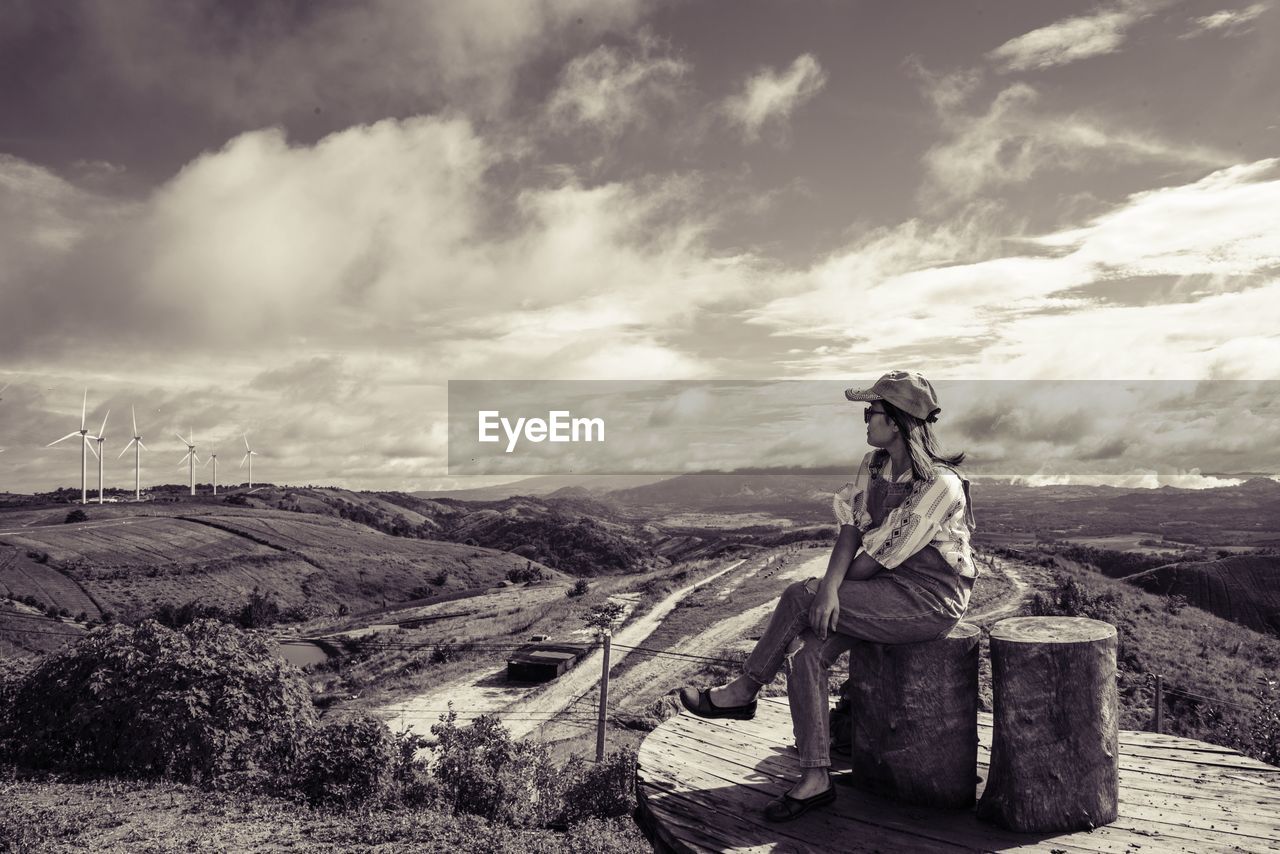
[643, 736, 1228, 853]
[650, 711, 1280, 850]
[647, 735, 1280, 851]
[640, 756, 965, 854]
[640, 756, 1220, 853]
[974, 742, 1280, 801]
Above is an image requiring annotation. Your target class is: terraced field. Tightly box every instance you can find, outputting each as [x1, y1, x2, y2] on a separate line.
[0, 507, 557, 646]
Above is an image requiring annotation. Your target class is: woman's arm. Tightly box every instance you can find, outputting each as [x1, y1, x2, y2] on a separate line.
[809, 524, 862, 639]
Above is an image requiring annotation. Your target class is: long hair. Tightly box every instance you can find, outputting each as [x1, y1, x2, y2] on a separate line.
[881, 399, 965, 482]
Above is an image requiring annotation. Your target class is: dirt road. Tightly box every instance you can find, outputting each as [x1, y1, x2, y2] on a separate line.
[381, 559, 746, 741]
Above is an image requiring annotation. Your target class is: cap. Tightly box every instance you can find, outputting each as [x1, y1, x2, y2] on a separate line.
[845, 370, 942, 422]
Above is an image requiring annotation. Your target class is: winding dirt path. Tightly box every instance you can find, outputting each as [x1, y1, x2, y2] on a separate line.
[381, 559, 746, 742]
[966, 558, 1031, 624]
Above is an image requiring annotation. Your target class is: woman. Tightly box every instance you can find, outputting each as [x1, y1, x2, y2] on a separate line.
[679, 370, 976, 823]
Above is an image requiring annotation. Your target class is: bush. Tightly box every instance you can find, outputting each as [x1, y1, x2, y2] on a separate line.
[506, 562, 545, 584]
[64, 509, 87, 524]
[0, 619, 316, 784]
[567, 579, 589, 598]
[297, 714, 429, 808]
[558, 750, 637, 825]
[431, 711, 562, 827]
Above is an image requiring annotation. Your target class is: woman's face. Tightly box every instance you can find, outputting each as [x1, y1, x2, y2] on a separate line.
[863, 403, 897, 448]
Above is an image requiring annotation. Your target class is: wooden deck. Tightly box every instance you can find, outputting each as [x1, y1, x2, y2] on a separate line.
[637, 696, 1280, 853]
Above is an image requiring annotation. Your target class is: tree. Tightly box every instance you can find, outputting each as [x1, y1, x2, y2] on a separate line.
[582, 601, 626, 635]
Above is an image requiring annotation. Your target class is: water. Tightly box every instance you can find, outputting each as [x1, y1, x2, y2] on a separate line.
[275, 640, 329, 668]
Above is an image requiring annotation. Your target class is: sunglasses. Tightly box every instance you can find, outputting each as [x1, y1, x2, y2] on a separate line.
[863, 408, 889, 423]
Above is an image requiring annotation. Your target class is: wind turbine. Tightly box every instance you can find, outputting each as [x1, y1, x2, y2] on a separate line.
[240, 434, 258, 490]
[91, 409, 110, 504]
[47, 390, 93, 504]
[176, 429, 200, 496]
[118, 406, 148, 501]
[203, 451, 219, 495]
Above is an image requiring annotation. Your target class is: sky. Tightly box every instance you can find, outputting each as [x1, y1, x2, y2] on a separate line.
[1, 0, 1278, 494]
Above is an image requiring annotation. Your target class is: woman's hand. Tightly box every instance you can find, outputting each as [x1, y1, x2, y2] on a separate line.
[808, 581, 841, 640]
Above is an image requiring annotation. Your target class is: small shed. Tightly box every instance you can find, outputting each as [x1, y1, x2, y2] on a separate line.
[506, 642, 591, 682]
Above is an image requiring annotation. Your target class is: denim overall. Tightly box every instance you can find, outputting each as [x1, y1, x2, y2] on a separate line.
[864, 451, 973, 620]
[740, 454, 975, 767]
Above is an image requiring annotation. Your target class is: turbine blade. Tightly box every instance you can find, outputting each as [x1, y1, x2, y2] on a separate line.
[98, 409, 110, 439]
[240, 453, 249, 467]
[48, 432, 80, 447]
[138, 440, 148, 451]
[81, 389, 87, 430]
[192, 452, 202, 465]
[132, 405, 138, 437]
[86, 439, 99, 460]
[175, 431, 187, 444]
[244, 434, 251, 452]
[178, 451, 192, 466]
[117, 439, 136, 459]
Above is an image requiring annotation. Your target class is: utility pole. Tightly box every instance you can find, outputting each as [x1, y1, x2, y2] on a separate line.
[596, 629, 612, 762]
[1154, 674, 1163, 734]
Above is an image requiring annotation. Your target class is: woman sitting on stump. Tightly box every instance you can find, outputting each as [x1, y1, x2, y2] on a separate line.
[679, 370, 976, 822]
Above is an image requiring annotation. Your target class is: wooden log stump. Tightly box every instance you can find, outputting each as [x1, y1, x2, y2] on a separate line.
[977, 616, 1119, 833]
[847, 622, 980, 808]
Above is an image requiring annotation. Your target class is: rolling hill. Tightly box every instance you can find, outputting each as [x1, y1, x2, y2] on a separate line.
[1121, 554, 1280, 636]
[0, 504, 562, 657]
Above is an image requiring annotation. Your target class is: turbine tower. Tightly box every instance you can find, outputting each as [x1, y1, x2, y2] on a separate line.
[47, 390, 93, 504]
[91, 410, 110, 504]
[118, 406, 148, 501]
[203, 452, 219, 495]
[176, 429, 200, 497]
[241, 434, 258, 490]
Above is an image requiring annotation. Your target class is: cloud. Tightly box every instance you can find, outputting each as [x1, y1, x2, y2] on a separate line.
[8, 0, 648, 123]
[987, 3, 1167, 72]
[723, 54, 827, 142]
[1010, 470, 1246, 489]
[920, 84, 1234, 203]
[746, 159, 1280, 379]
[545, 34, 690, 138]
[1183, 3, 1269, 37]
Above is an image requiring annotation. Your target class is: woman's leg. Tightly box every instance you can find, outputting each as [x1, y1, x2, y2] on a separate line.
[708, 579, 813, 707]
[786, 625, 857, 796]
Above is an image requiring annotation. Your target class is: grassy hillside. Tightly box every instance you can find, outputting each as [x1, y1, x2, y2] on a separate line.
[0, 504, 561, 657]
[1026, 555, 1280, 762]
[1122, 554, 1280, 636]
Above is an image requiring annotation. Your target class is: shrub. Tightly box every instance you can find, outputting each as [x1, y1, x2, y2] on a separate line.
[64, 509, 87, 524]
[430, 711, 562, 827]
[558, 750, 637, 825]
[567, 579, 589, 598]
[0, 619, 316, 784]
[297, 714, 429, 808]
[506, 562, 545, 584]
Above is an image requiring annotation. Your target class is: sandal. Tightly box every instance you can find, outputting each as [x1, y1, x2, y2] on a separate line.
[678, 687, 757, 721]
[763, 785, 837, 823]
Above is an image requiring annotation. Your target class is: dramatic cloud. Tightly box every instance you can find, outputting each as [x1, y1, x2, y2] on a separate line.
[921, 84, 1233, 202]
[1183, 3, 1269, 37]
[987, 3, 1165, 72]
[723, 54, 827, 142]
[545, 35, 690, 138]
[747, 159, 1280, 379]
[5, 0, 648, 123]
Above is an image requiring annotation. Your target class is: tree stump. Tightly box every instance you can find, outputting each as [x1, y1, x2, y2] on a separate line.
[847, 622, 980, 808]
[977, 616, 1119, 833]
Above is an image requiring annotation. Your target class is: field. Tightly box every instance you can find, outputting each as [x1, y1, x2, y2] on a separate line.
[0, 505, 563, 652]
[1123, 554, 1280, 636]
